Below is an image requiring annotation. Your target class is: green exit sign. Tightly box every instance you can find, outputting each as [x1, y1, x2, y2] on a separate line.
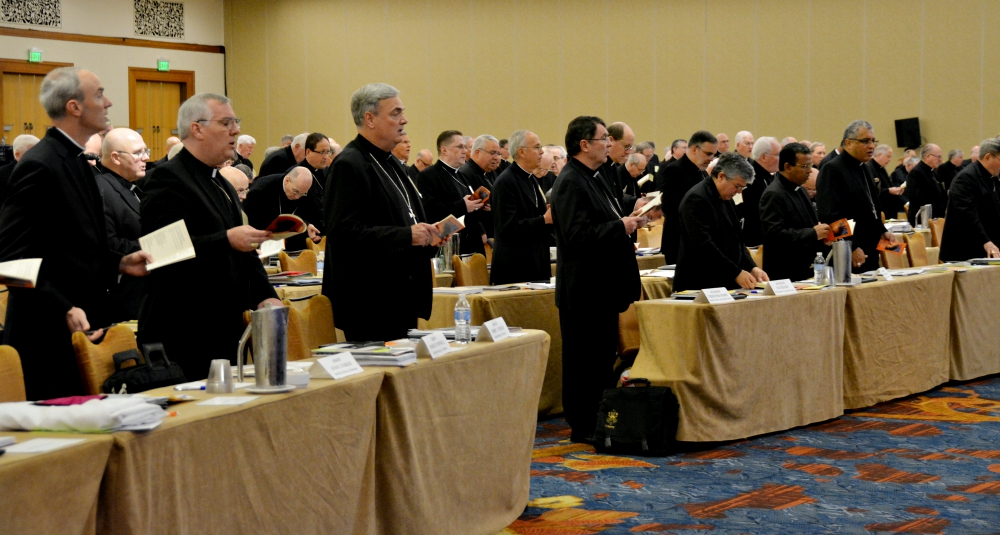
[157, 60, 169, 71]
[27, 49, 41, 63]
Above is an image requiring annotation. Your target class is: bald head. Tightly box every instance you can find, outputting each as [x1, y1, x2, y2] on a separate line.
[414, 149, 434, 171]
[282, 166, 313, 200]
[219, 166, 249, 201]
[101, 128, 149, 181]
[715, 133, 730, 153]
[607, 122, 635, 164]
[921, 144, 942, 169]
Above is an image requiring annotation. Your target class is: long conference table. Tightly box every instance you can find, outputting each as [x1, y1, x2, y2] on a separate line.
[0, 331, 550, 535]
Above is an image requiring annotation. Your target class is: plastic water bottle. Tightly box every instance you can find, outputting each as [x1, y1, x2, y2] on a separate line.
[813, 252, 826, 285]
[454, 293, 471, 344]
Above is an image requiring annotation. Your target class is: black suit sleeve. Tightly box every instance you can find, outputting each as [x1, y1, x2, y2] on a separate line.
[417, 170, 467, 222]
[759, 189, 817, 253]
[141, 168, 232, 260]
[325, 158, 412, 253]
[680, 193, 745, 281]
[948, 174, 991, 247]
[816, 167, 847, 224]
[493, 178, 545, 243]
[553, 176, 625, 250]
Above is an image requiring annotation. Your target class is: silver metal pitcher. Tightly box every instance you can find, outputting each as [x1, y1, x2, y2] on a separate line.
[237, 303, 289, 389]
[917, 204, 932, 230]
[826, 239, 854, 285]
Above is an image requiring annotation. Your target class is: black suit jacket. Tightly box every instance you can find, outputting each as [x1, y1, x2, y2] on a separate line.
[905, 161, 947, 226]
[647, 154, 660, 173]
[243, 172, 324, 252]
[816, 151, 887, 272]
[760, 175, 829, 282]
[323, 134, 435, 338]
[551, 158, 639, 313]
[673, 176, 757, 291]
[654, 153, 704, 263]
[490, 163, 550, 284]
[233, 153, 255, 172]
[936, 161, 960, 191]
[0, 128, 122, 399]
[417, 160, 485, 255]
[259, 146, 296, 177]
[818, 148, 840, 170]
[0, 161, 15, 205]
[881, 165, 909, 218]
[940, 162, 1000, 261]
[138, 148, 277, 380]
[458, 159, 497, 239]
[738, 159, 773, 247]
[96, 170, 144, 322]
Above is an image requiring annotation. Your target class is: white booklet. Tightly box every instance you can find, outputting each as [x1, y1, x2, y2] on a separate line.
[140, 220, 196, 271]
[0, 258, 41, 288]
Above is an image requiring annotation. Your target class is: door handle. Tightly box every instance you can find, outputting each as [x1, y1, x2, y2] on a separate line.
[23, 122, 27, 132]
[28, 122, 33, 132]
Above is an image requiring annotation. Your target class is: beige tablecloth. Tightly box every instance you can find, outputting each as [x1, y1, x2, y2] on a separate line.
[420, 288, 563, 416]
[434, 273, 454, 288]
[97, 370, 386, 535]
[949, 266, 1000, 380]
[842, 272, 953, 409]
[640, 276, 673, 299]
[636, 254, 667, 270]
[0, 433, 114, 535]
[630, 290, 847, 442]
[274, 284, 323, 300]
[361, 331, 549, 535]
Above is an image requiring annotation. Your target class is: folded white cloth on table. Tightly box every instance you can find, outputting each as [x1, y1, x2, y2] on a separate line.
[0, 397, 167, 432]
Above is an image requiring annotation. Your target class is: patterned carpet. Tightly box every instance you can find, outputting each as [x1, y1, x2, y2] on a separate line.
[501, 375, 1000, 535]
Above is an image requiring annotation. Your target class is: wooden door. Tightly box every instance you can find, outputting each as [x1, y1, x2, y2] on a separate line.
[0, 59, 72, 145]
[128, 68, 195, 161]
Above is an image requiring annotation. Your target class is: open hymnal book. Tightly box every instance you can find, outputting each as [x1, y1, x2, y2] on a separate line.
[635, 174, 655, 189]
[435, 214, 465, 239]
[638, 194, 662, 216]
[0, 258, 41, 288]
[258, 239, 285, 258]
[266, 214, 307, 240]
[140, 220, 195, 271]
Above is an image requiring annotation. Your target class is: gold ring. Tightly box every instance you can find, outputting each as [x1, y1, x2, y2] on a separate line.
[251, 242, 259, 249]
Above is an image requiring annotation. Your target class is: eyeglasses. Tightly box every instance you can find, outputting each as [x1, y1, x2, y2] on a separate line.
[586, 136, 610, 143]
[197, 117, 242, 129]
[849, 138, 878, 146]
[311, 149, 335, 156]
[479, 149, 502, 157]
[116, 149, 151, 159]
[733, 183, 749, 192]
[617, 141, 634, 151]
[696, 146, 717, 158]
[795, 163, 814, 170]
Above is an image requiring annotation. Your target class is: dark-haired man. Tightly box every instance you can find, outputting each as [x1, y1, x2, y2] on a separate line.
[551, 116, 652, 443]
[654, 130, 718, 263]
[759, 143, 831, 282]
[417, 130, 486, 255]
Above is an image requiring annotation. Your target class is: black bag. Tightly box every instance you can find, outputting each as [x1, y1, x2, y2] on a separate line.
[102, 343, 187, 394]
[593, 379, 680, 456]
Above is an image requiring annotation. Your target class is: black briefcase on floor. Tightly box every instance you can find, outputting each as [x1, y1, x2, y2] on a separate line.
[593, 379, 680, 456]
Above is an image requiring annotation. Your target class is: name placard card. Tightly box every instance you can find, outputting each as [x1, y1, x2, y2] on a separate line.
[311, 353, 364, 380]
[417, 332, 452, 359]
[763, 279, 797, 296]
[877, 267, 894, 281]
[475, 317, 511, 342]
[694, 287, 735, 304]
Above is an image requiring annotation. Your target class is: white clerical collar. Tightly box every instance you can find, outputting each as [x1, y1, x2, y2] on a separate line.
[54, 127, 87, 152]
[441, 161, 460, 173]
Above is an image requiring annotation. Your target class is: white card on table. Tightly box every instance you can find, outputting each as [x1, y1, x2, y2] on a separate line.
[763, 279, 797, 296]
[3, 438, 86, 453]
[475, 317, 510, 342]
[877, 267, 894, 281]
[694, 287, 735, 304]
[197, 396, 260, 406]
[417, 332, 453, 359]
[311, 353, 364, 379]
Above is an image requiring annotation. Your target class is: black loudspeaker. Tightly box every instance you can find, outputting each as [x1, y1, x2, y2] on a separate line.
[894, 118, 921, 149]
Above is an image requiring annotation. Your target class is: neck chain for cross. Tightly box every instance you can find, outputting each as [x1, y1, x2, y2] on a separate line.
[593, 170, 623, 218]
[447, 165, 473, 194]
[278, 190, 298, 217]
[369, 152, 416, 223]
[858, 163, 878, 218]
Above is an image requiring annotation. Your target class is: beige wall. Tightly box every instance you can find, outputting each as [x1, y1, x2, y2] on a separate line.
[0, 0, 225, 133]
[225, 0, 1000, 168]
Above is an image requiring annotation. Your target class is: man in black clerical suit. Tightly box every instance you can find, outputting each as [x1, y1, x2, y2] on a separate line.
[734, 131, 753, 159]
[140, 136, 178, 181]
[497, 139, 511, 174]
[233, 134, 256, 172]
[490, 130, 552, 285]
[883, 152, 915, 219]
[759, 143, 831, 282]
[602, 122, 640, 211]
[417, 130, 486, 255]
[292, 133, 333, 242]
[816, 120, 897, 272]
[906, 144, 948, 226]
[866, 144, 896, 218]
[244, 167, 323, 252]
[459, 134, 502, 242]
[392, 133, 411, 167]
[818, 139, 844, 170]
[940, 139, 1000, 261]
[654, 130, 718, 263]
[97, 128, 150, 322]
[936, 149, 964, 191]
[407, 149, 433, 183]
[674, 153, 768, 292]
[536, 150, 558, 194]
[139, 93, 280, 381]
[0, 134, 39, 204]
[551, 116, 654, 443]
[0, 68, 150, 399]
[619, 153, 647, 200]
[741, 136, 779, 247]
[259, 132, 305, 177]
[324, 83, 441, 341]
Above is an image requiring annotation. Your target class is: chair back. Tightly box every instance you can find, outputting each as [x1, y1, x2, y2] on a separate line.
[305, 236, 327, 254]
[0, 286, 8, 330]
[279, 250, 318, 273]
[749, 246, 764, 269]
[639, 225, 663, 249]
[929, 218, 945, 247]
[0, 345, 25, 402]
[483, 241, 494, 265]
[282, 294, 338, 361]
[452, 253, 490, 286]
[72, 325, 140, 395]
[617, 303, 641, 362]
[879, 249, 907, 269]
[904, 232, 929, 267]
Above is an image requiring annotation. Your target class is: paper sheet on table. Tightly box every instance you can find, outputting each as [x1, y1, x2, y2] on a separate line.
[4, 438, 86, 453]
[0, 258, 41, 288]
[140, 219, 196, 271]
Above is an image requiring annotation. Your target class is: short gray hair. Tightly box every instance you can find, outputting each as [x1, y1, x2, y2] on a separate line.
[634, 141, 652, 153]
[711, 152, 755, 184]
[843, 120, 873, 141]
[177, 93, 229, 139]
[12, 134, 39, 155]
[167, 142, 184, 160]
[508, 130, 529, 161]
[751, 136, 778, 160]
[472, 134, 498, 152]
[811, 142, 826, 153]
[237, 135, 256, 147]
[980, 138, 1000, 158]
[920, 144, 938, 158]
[625, 153, 644, 166]
[904, 156, 920, 166]
[734, 131, 753, 145]
[263, 146, 281, 159]
[947, 149, 962, 160]
[874, 144, 892, 158]
[280, 135, 293, 144]
[350, 83, 399, 126]
[292, 133, 308, 148]
[39, 67, 85, 120]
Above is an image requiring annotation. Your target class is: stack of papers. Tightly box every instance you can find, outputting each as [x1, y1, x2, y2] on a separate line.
[526, 282, 555, 290]
[432, 287, 484, 295]
[643, 270, 674, 279]
[0, 397, 167, 432]
[970, 258, 1000, 266]
[885, 221, 913, 233]
[313, 343, 417, 367]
